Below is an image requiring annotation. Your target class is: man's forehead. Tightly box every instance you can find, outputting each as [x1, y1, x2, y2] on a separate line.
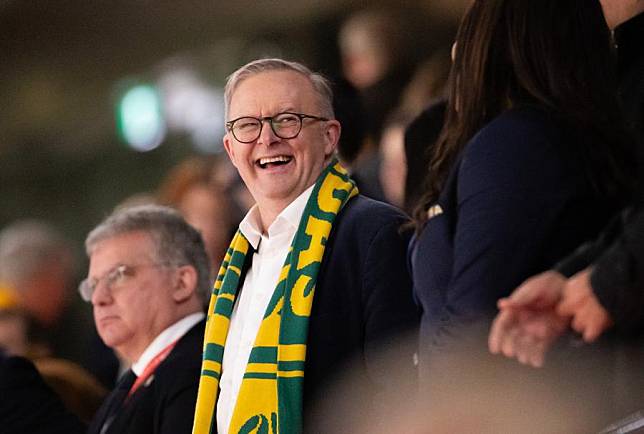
[228, 70, 319, 113]
[89, 231, 154, 270]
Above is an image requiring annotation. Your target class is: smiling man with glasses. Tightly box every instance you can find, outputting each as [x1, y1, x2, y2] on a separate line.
[192, 58, 418, 434]
[82, 204, 211, 434]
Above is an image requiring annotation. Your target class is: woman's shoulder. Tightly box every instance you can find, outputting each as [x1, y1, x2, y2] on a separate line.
[458, 106, 575, 191]
[464, 106, 565, 163]
[477, 106, 560, 144]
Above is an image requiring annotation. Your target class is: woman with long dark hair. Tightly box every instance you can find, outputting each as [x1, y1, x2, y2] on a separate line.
[411, 0, 634, 376]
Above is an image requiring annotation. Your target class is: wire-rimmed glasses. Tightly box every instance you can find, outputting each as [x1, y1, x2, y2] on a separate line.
[78, 263, 168, 302]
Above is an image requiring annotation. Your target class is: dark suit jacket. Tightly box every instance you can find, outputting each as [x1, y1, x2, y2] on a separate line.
[87, 319, 205, 434]
[411, 106, 620, 361]
[0, 351, 85, 434]
[409, 106, 627, 430]
[299, 195, 419, 431]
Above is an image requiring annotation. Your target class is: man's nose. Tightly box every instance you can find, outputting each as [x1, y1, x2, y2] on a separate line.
[256, 119, 279, 146]
[91, 281, 112, 306]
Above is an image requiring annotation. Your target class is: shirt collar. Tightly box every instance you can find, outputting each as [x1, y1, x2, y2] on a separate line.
[131, 311, 205, 376]
[239, 185, 315, 251]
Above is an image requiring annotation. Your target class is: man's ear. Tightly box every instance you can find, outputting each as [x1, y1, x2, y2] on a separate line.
[223, 134, 238, 168]
[324, 119, 341, 158]
[172, 265, 198, 303]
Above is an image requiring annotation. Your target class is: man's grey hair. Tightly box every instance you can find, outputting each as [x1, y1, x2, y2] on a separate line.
[224, 58, 335, 120]
[0, 220, 72, 287]
[85, 205, 212, 303]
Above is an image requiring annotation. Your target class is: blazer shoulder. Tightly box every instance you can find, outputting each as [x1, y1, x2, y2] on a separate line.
[327, 195, 411, 257]
[154, 320, 205, 385]
[338, 195, 410, 228]
[461, 106, 568, 184]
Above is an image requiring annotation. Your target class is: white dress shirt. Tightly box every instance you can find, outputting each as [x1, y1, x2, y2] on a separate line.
[131, 311, 205, 376]
[217, 186, 314, 434]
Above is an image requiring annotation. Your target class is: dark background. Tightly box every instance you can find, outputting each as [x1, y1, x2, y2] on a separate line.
[0, 0, 466, 250]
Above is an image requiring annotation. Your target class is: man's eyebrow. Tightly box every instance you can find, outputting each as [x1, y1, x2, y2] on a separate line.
[275, 105, 297, 113]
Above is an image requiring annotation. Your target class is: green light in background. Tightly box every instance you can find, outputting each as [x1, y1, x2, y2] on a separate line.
[116, 84, 166, 151]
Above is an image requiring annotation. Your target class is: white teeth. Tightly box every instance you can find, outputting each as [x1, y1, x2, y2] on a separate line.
[258, 155, 291, 165]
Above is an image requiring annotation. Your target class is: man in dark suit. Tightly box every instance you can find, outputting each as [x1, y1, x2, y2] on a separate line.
[192, 58, 418, 434]
[81, 205, 210, 434]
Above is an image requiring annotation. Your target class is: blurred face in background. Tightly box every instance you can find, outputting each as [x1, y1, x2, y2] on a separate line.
[379, 122, 407, 208]
[177, 184, 230, 266]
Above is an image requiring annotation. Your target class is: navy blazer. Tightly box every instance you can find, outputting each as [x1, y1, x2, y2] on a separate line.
[300, 195, 419, 431]
[88, 319, 205, 434]
[233, 195, 418, 432]
[411, 106, 619, 365]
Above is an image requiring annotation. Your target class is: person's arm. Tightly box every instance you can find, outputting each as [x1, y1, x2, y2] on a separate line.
[588, 207, 644, 333]
[488, 209, 638, 366]
[554, 209, 630, 277]
[362, 217, 420, 416]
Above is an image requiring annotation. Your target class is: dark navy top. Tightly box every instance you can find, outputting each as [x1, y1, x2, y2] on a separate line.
[410, 106, 618, 364]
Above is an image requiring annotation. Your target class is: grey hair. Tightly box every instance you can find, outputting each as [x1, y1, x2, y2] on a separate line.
[0, 220, 72, 287]
[224, 58, 335, 120]
[85, 204, 212, 303]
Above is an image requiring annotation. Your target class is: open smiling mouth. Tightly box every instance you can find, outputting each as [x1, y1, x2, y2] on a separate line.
[257, 155, 293, 169]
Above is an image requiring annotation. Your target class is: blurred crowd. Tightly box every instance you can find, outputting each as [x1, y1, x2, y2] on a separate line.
[1, 1, 644, 433]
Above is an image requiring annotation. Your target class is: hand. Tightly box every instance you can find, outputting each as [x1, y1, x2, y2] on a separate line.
[489, 271, 570, 367]
[557, 268, 613, 342]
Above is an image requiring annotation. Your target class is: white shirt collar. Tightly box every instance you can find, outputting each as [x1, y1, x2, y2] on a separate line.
[239, 185, 315, 251]
[131, 311, 205, 376]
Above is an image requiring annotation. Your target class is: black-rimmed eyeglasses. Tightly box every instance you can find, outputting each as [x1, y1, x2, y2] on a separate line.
[226, 112, 328, 144]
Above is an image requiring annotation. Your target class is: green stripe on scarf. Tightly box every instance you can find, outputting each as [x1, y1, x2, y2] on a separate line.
[193, 159, 358, 434]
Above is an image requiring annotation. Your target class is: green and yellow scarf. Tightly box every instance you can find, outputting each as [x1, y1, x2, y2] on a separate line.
[193, 159, 358, 434]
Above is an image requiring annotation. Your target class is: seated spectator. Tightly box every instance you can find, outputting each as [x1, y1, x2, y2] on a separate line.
[34, 357, 107, 424]
[0, 219, 93, 364]
[80, 205, 210, 434]
[0, 309, 29, 356]
[379, 111, 414, 208]
[158, 156, 236, 268]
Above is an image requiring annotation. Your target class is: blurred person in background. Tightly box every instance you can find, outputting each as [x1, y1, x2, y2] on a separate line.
[0, 223, 108, 423]
[379, 49, 451, 211]
[378, 110, 413, 209]
[0, 219, 92, 364]
[338, 7, 416, 144]
[396, 48, 451, 119]
[337, 8, 419, 202]
[402, 49, 451, 214]
[211, 152, 256, 217]
[0, 308, 29, 356]
[158, 155, 237, 269]
[81, 205, 210, 434]
[411, 0, 635, 428]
